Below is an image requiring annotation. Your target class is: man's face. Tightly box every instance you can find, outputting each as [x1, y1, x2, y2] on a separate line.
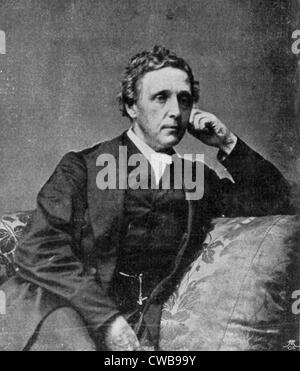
[129, 67, 194, 151]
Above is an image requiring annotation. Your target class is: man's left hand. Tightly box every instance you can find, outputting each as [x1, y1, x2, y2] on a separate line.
[188, 107, 237, 155]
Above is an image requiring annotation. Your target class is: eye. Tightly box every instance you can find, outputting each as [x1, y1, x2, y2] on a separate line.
[155, 93, 168, 103]
[178, 93, 193, 108]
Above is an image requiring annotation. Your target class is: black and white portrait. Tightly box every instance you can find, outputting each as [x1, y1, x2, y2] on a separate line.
[0, 0, 299, 353]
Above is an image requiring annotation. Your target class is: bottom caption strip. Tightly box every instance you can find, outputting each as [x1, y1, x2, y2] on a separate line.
[104, 354, 197, 368]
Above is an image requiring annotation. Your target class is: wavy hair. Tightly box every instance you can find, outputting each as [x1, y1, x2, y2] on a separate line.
[117, 45, 199, 119]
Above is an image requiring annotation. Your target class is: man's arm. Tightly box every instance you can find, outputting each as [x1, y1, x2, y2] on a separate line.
[15, 152, 125, 346]
[205, 137, 294, 217]
[188, 109, 294, 217]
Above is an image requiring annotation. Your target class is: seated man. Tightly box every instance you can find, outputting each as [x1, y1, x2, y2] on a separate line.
[0, 45, 294, 351]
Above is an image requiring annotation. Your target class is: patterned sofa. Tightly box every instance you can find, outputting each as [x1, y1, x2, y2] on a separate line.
[0, 211, 299, 351]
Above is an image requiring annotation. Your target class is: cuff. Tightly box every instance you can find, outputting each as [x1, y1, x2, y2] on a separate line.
[217, 136, 254, 178]
[217, 135, 238, 162]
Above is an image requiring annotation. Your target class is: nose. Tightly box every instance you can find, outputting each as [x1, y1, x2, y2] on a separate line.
[168, 96, 181, 119]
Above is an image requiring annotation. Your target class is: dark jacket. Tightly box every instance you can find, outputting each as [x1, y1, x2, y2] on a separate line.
[0, 132, 293, 350]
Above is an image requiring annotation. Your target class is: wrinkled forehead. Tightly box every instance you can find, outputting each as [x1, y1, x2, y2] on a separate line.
[137, 67, 192, 97]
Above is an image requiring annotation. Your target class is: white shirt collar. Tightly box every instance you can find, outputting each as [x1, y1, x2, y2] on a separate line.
[127, 128, 175, 185]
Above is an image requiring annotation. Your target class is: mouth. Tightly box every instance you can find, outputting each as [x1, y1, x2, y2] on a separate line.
[162, 125, 179, 130]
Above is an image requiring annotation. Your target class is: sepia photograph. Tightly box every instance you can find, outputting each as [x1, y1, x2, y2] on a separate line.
[0, 0, 299, 354]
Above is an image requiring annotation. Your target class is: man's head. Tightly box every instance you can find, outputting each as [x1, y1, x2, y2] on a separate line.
[118, 46, 199, 151]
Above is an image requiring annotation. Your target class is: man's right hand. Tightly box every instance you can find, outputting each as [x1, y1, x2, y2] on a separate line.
[105, 316, 141, 351]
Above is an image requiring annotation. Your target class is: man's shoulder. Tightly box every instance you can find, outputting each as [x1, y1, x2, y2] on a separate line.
[60, 132, 126, 166]
[78, 132, 126, 160]
[53, 132, 126, 179]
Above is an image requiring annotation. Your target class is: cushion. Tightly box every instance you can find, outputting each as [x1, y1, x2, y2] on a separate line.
[1, 211, 298, 350]
[160, 215, 299, 351]
[0, 211, 34, 285]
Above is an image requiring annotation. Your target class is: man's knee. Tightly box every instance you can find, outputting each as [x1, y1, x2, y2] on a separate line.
[30, 307, 97, 351]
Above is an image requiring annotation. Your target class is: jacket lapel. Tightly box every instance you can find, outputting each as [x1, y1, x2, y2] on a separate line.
[85, 133, 127, 285]
[85, 132, 198, 291]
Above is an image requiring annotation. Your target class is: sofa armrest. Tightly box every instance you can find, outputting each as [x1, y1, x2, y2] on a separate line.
[160, 215, 299, 351]
[0, 211, 34, 285]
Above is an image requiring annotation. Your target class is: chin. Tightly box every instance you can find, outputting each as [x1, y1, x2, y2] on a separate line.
[160, 134, 182, 149]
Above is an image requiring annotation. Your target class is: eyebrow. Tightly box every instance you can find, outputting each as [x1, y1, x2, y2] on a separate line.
[150, 89, 192, 99]
[150, 90, 170, 98]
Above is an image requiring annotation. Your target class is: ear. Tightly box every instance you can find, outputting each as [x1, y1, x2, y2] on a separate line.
[125, 103, 138, 120]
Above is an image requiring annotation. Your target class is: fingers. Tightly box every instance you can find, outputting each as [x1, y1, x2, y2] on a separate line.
[190, 109, 217, 133]
[189, 106, 203, 125]
[106, 331, 141, 351]
[113, 331, 140, 351]
[124, 327, 141, 351]
[188, 108, 233, 149]
[105, 316, 141, 351]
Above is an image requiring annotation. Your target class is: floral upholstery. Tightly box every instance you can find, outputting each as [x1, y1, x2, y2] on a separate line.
[0, 211, 298, 350]
[160, 215, 299, 351]
[0, 211, 34, 285]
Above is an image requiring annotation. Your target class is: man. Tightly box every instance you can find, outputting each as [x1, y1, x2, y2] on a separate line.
[0, 45, 293, 351]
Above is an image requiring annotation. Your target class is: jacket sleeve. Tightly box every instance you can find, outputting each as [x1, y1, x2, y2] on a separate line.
[203, 137, 295, 217]
[15, 152, 120, 337]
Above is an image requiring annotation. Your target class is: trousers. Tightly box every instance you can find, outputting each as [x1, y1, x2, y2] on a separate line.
[27, 306, 157, 351]
[28, 307, 97, 351]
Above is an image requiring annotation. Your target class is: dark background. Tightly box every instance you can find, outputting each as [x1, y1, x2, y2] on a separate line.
[0, 0, 299, 213]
